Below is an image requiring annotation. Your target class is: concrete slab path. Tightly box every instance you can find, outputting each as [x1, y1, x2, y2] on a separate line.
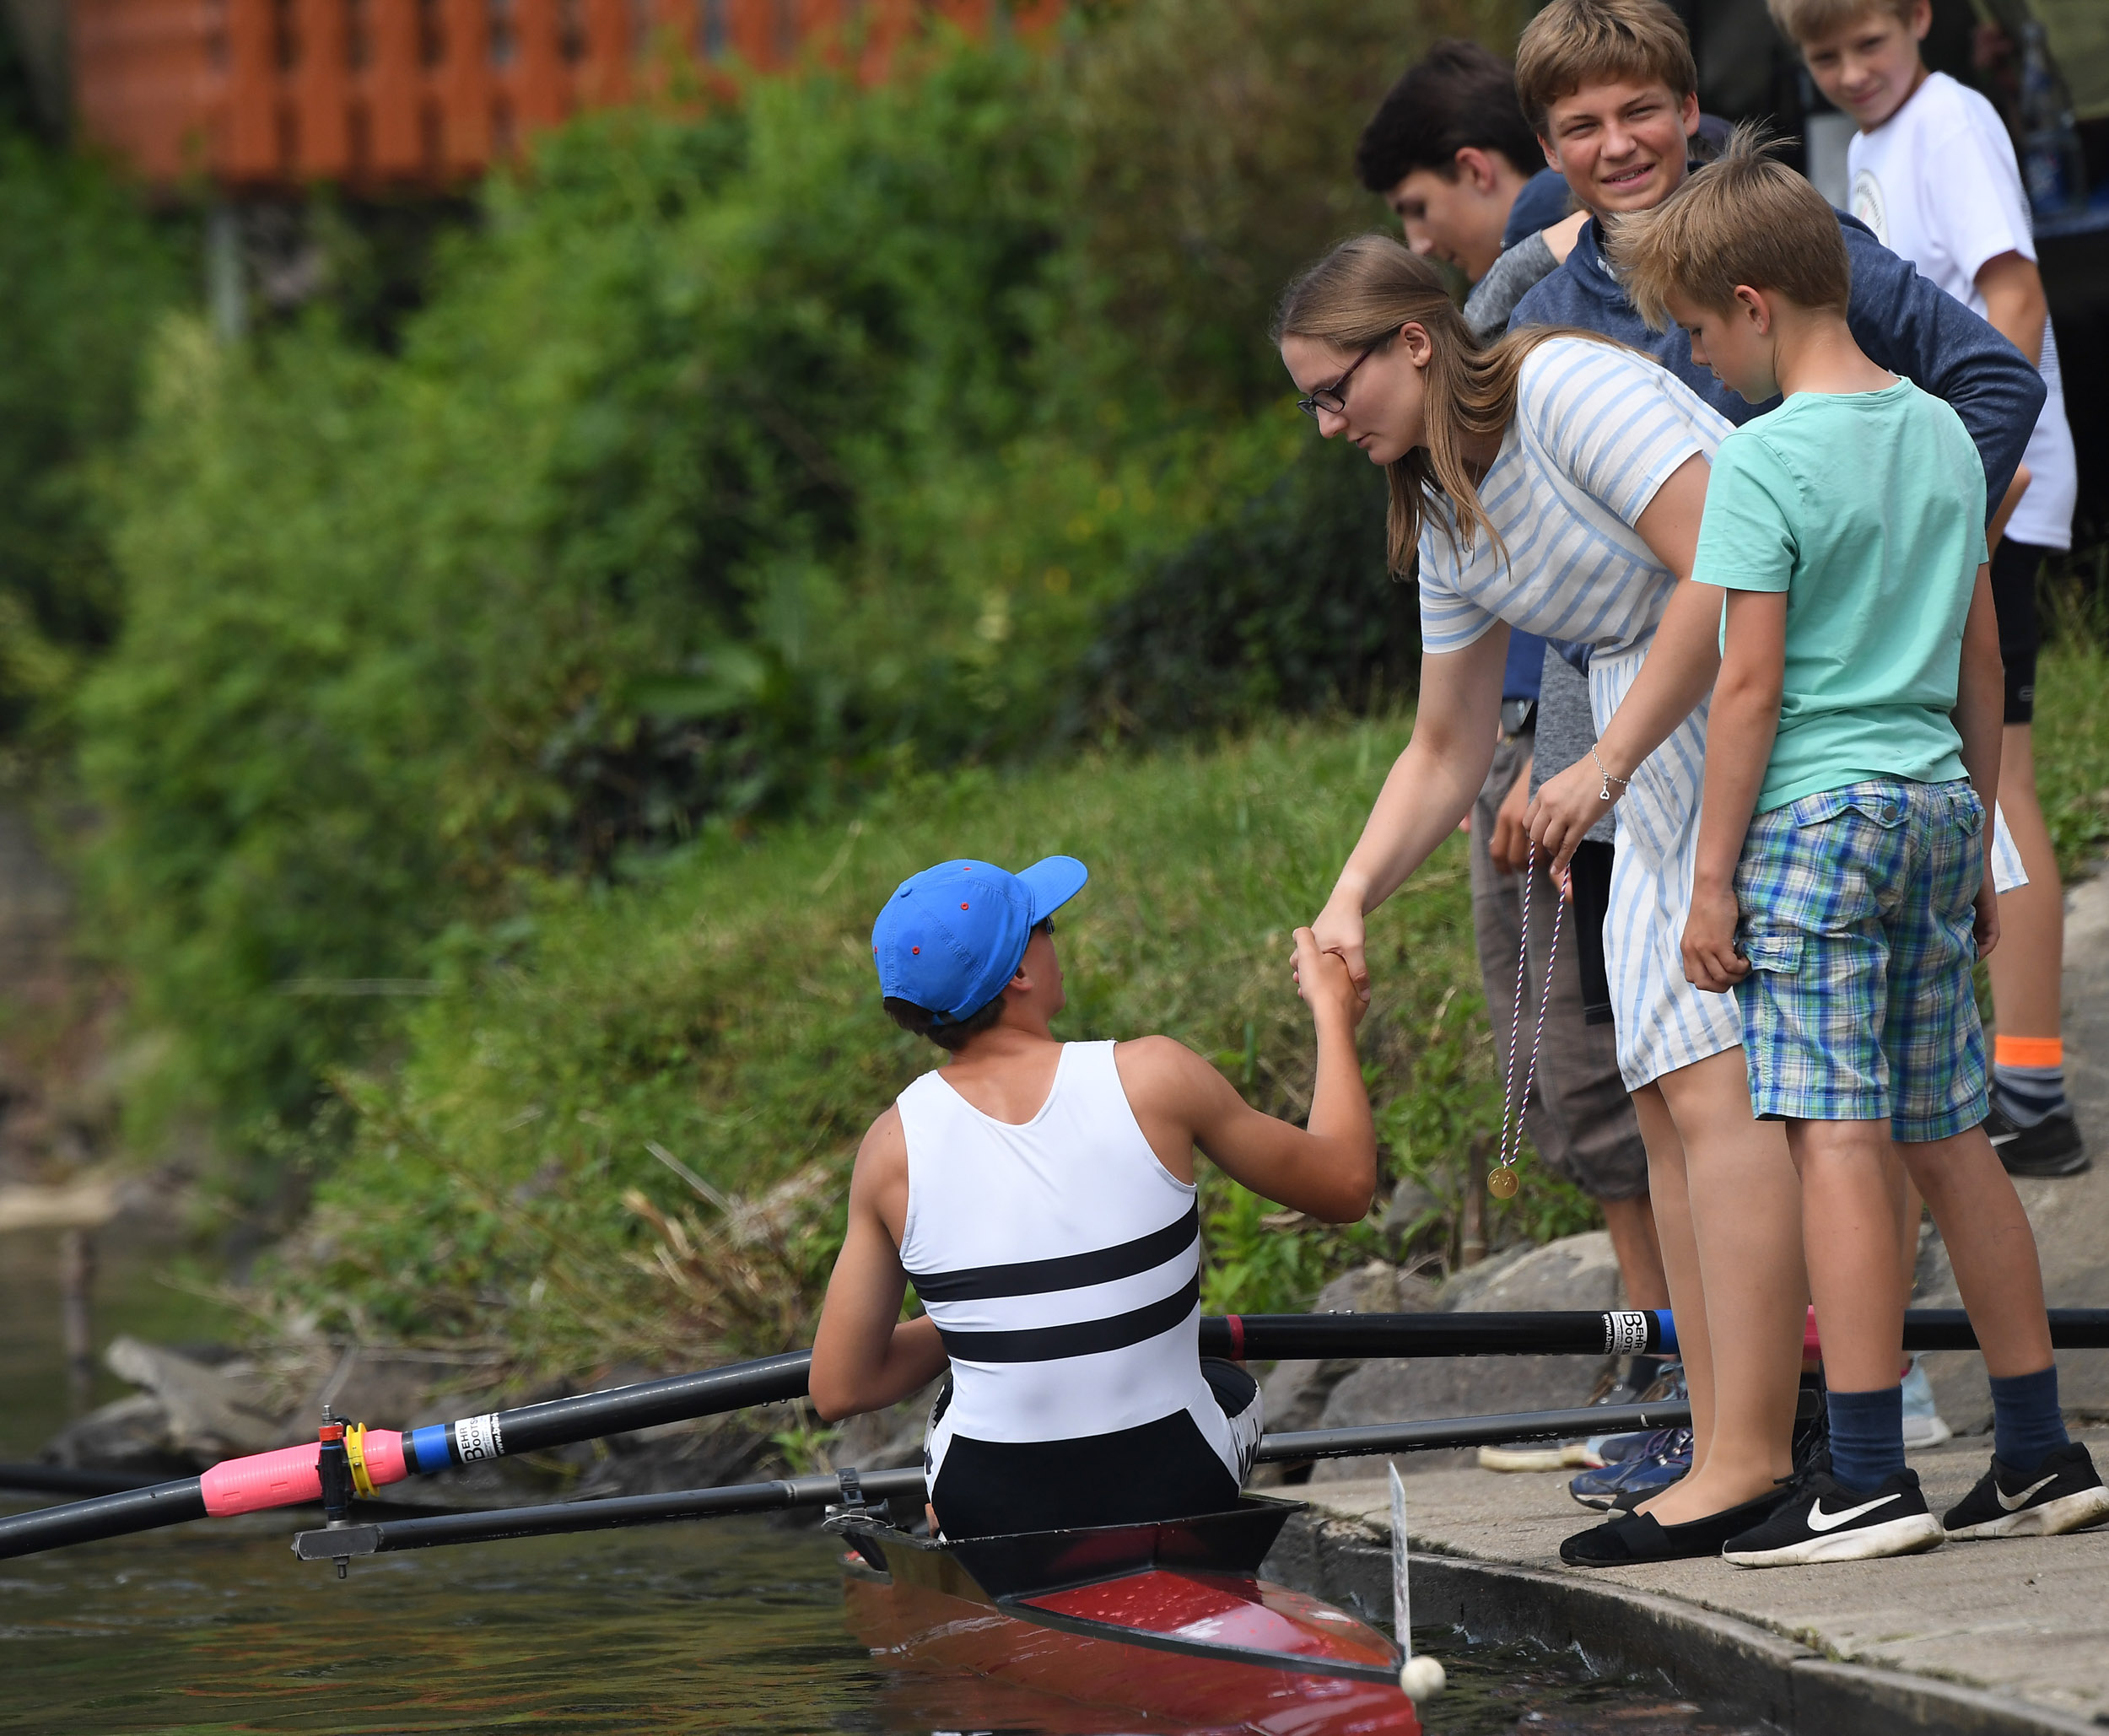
[1292, 871, 2109, 1732]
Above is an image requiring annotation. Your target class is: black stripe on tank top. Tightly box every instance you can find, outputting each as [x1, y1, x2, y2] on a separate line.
[931, 1270, 1200, 1363]
[908, 1201, 1199, 1303]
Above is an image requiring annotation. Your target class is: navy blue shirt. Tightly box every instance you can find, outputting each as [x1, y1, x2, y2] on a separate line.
[1502, 169, 1573, 251]
[1508, 213, 2044, 517]
[1502, 629, 1546, 702]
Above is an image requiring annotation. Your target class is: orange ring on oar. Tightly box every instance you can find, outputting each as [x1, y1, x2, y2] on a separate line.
[344, 1424, 376, 1500]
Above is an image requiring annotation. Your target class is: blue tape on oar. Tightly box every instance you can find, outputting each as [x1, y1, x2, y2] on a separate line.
[1654, 1310, 1677, 1354]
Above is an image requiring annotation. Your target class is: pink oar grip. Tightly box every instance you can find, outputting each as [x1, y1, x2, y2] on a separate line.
[198, 1429, 408, 1516]
[201, 1442, 320, 1515]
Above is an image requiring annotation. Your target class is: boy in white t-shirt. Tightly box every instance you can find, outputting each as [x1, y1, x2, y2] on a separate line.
[1769, 0, 2085, 1183]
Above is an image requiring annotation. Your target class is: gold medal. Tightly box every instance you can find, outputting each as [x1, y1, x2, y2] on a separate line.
[1486, 1166, 1519, 1200]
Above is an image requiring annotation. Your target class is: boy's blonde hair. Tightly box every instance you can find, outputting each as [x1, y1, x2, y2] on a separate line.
[1514, 0, 1697, 134]
[1765, 0, 1917, 48]
[1611, 125, 1851, 330]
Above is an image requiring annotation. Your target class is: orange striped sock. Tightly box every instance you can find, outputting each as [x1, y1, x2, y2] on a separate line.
[1992, 1036, 2066, 1127]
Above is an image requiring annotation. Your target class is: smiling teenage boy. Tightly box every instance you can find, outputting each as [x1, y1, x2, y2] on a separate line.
[1772, 0, 2085, 1183]
[809, 857, 1378, 1540]
[1617, 139, 2108, 1562]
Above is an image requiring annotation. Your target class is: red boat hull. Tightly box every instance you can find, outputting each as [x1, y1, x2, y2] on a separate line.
[844, 1557, 1421, 1734]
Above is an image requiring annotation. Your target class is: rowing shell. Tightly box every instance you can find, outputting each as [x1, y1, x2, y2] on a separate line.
[839, 1496, 1421, 1733]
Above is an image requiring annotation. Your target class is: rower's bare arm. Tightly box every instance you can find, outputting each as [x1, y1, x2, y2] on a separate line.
[1526, 454, 1718, 869]
[810, 1108, 948, 1421]
[1313, 624, 1508, 995]
[1116, 941, 1377, 1225]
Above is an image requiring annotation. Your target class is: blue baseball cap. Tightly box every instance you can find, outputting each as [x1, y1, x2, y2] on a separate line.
[871, 856, 1089, 1022]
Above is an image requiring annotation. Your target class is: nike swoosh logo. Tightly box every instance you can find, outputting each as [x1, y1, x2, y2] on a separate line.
[1987, 1129, 2019, 1146]
[1808, 1492, 1901, 1532]
[1996, 1475, 2058, 1512]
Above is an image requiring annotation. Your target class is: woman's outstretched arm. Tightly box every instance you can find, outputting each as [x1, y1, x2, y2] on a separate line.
[1313, 623, 1509, 996]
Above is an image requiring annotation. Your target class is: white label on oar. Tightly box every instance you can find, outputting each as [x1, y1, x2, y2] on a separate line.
[1605, 1311, 1650, 1356]
[1388, 1461, 1410, 1654]
[453, 1413, 504, 1463]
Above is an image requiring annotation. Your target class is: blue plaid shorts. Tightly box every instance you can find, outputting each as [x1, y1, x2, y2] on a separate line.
[1734, 779, 1988, 1142]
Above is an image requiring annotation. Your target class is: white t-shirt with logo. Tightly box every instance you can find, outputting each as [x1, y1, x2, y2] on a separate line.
[1849, 71, 2074, 551]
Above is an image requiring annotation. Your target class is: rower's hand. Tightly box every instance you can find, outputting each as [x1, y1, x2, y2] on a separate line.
[1680, 881, 1747, 994]
[1292, 926, 1367, 1031]
[1526, 757, 1618, 874]
[1309, 896, 1370, 1005]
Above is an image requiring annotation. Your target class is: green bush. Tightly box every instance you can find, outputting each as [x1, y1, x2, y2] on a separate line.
[84, 1, 1497, 1169]
[0, 133, 185, 755]
[263, 714, 1588, 1375]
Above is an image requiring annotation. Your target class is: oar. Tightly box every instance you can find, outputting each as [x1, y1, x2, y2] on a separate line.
[289, 1396, 1696, 1564]
[12, 1306, 2106, 1562]
[0, 1464, 166, 1498]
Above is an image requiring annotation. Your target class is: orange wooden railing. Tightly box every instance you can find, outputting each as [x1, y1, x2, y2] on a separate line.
[71, 0, 1056, 190]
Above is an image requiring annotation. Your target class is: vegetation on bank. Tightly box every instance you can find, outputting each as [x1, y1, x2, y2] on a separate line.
[262, 714, 1595, 1378]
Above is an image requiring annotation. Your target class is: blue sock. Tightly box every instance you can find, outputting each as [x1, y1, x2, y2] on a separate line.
[1826, 1384, 1907, 1491]
[1989, 1366, 2069, 1469]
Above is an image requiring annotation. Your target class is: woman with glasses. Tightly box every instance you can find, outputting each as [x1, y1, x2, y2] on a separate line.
[1275, 232, 1816, 1566]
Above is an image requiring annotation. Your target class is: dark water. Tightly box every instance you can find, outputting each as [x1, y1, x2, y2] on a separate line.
[0, 1232, 1768, 1735]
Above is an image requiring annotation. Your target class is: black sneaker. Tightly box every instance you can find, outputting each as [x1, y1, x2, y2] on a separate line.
[1722, 1466, 1944, 1568]
[1941, 1442, 2109, 1540]
[1984, 1103, 2090, 1178]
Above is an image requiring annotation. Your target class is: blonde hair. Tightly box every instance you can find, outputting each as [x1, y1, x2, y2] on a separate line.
[1766, 0, 1917, 47]
[1273, 235, 1609, 576]
[1611, 124, 1851, 330]
[1515, 0, 1698, 133]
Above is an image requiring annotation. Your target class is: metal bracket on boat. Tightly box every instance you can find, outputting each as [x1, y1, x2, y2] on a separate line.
[819, 1465, 871, 1533]
[315, 1404, 359, 1580]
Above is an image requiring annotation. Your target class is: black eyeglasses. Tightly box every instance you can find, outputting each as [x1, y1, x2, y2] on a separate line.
[1297, 343, 1378, 419]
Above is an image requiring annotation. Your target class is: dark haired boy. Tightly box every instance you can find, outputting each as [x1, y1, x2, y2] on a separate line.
[1356, 38, 1572, 283]
[1618, 137, 2107, 1564]
[809, 856, 1377, 1539]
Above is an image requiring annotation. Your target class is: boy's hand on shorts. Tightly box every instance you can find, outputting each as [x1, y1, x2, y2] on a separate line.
[1292, 927, 1368, 1031]
[1681, 885, 1749, 994]
[1974, 870, 2000, 960]
[1525, 758, 1617, 874]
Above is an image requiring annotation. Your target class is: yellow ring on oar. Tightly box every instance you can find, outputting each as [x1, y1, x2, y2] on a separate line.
[344, 1423, 376, 1500]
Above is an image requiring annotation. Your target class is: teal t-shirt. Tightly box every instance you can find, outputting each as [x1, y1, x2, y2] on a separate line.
[1693, 379, 1988, 812]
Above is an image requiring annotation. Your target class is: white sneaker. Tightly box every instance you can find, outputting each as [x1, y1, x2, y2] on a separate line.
[1901, 1359, 1951, 1449]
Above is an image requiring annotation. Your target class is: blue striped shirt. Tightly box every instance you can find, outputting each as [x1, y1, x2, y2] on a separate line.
[1417, 337, 1733, 660]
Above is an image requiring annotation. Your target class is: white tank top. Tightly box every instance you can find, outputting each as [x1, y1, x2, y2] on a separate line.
[897, 1040, 1237, 1481]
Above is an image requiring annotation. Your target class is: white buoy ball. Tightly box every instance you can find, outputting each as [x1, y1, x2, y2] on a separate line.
[1399, 1654, 1447, 1701]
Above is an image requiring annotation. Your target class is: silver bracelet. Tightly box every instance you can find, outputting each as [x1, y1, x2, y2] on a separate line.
[1590, 746, 1631, 802]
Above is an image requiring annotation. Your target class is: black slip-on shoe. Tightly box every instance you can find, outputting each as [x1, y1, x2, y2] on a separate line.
[1985, 1103, 2090, 1178]
[1559, 1489, 1783, 1567]
[1942, 1442, 2109, 1540]
[1722, 1467, 1943, 1567]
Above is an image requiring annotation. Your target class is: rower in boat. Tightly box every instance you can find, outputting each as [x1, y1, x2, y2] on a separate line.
[811, 855, 1378, 1539]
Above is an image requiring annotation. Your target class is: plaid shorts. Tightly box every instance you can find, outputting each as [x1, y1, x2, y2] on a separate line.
[1734, 779, 1988, 1142]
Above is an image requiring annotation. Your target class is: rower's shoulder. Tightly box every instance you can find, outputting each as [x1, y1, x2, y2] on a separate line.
[1112, 1033, 1225, 1107]
[851, 1101, 909, 1188]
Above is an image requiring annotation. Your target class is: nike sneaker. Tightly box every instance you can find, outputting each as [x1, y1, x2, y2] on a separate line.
[1984, 1103, 2089, 1178]
[1722, 1466, 1944, 1567]
[1941, 1442, 2109, 1540]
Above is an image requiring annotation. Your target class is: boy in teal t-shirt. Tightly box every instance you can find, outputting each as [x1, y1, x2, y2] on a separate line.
[1616, 134, 2107, 1566]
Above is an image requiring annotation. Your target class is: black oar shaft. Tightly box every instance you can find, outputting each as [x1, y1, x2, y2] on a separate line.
[0, 1478, 207, 1556]
[295, 1467, 929, 1559]
[15, 1307, 2109, 1564]
[1252, 1400, 1693, 1463]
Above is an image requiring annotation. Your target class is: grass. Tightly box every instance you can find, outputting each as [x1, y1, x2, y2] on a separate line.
[263, 711, 1593, 1383]
[2033, 624, 2109, 879]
